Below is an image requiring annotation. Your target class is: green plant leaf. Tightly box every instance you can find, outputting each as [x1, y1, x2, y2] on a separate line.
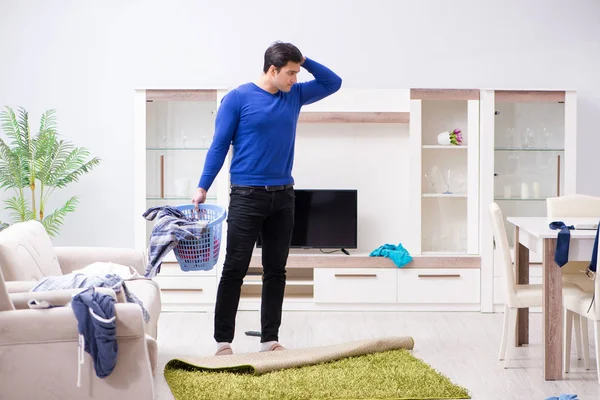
[4, 195, 34, 222]
[51, 156, 101, 189]
[0, 107, 25, 150]
[41, 196, 79, 237]
[0, 138, 27, 190]
[0, 106, 101, 237]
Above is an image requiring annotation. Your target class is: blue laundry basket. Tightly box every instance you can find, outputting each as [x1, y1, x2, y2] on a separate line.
[173, 204, 227, 272]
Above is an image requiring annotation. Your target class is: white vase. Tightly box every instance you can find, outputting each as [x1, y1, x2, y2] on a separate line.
[437, 132, 451, 145]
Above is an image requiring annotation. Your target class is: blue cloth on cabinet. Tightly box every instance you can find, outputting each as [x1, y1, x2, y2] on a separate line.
[369, 243, 412, 268]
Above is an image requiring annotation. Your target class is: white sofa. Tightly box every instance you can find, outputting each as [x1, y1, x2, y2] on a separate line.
[0, 220, 161, 399]
[0, 220, 161, 338]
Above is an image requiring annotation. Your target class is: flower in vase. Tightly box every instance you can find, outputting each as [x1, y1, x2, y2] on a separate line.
[452, 128, 463, 144]
[437, 128, 463, 146]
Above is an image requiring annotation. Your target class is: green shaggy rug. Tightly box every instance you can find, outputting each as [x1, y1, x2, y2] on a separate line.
[164, 338, 470, 400]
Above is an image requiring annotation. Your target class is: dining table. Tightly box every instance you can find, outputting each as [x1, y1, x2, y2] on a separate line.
[506, 216, 597, 380]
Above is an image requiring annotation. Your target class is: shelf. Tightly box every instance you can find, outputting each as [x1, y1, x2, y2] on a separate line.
[422, 145, 467, 149]
[494, 148, 564, 152]
[146, 89, 217, 102]
[423, 193, 467, 198]
[494, 90, 565, 103]
[494, 197, 548, 202]
[146, 147, 209, 151]
[250, 254, 480, 269]
[410, 88, 480, 101]
[421, 251, 467, 256]
[298, 111, 409, 124]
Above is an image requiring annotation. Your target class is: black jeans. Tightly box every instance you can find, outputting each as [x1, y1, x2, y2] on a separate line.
[214, 185, 295, 343]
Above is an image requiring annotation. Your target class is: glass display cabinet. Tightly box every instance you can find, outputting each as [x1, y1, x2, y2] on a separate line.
[409, 89, 480, 256]
[133, 89, 230, 251]
[479, 89, 577, 312]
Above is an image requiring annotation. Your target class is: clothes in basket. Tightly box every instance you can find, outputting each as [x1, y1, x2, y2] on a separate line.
[143, 205, 208, 278]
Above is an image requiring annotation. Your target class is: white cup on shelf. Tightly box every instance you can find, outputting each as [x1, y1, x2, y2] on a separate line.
[532, 181, 541, 198]
[521, 183, 530, 199]
[503, 185, 512, 199]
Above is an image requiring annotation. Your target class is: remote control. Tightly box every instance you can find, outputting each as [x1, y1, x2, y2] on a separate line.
[245, 330, 261, 337]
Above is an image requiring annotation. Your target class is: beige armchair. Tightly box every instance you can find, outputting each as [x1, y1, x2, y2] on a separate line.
[0, 220, 161, 339]
[0, 266, 157, 399]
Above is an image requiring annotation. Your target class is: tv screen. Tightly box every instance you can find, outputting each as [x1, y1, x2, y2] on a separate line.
[257, 189, 358, 249]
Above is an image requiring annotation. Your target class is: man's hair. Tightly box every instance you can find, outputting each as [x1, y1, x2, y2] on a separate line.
[263, 41, 303, 73]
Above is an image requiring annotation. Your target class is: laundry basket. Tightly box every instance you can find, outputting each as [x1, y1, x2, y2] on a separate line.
[173, 204, 227, 272]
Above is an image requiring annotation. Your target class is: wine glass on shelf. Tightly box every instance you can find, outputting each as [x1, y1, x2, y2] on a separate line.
[455, 172, 467, 194]
[442, 169, 453, 194]
[424, 173, 437, 193]
[180, 129, 188, 149]
[523, 128, 534, 148]
[542, 128, 550, 149]
[199, 130, 209, 148]
[506, 127, 515, 148]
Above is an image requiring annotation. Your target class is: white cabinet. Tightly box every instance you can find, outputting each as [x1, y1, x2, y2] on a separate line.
[134, 87, 584, 313]
[314, 268, 397, 303]
[134, 88, 230, 311]
[153, 265, 218, 312]
[408, 89, 480, 256]
[134, 89, 230, 250]
[397, 269, 480, 305]
[312, 266, 480, 310]
[479, 90, 577, 312]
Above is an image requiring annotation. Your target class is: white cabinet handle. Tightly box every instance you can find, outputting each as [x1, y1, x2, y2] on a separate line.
[417, 274, 461, 278]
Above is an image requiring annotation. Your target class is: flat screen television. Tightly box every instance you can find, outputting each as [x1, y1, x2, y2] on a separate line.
[257, 189, 358, 250]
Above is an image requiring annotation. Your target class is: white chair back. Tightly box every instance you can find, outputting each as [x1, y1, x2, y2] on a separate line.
[547, 194, 600, 218]
[489, 202, 518, 305]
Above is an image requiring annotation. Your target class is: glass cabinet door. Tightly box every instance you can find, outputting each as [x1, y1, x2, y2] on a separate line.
[144, 90, 219, 243]
[493, 95, 565, 249]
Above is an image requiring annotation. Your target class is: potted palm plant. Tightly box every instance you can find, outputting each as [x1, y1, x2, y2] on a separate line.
[0, 106, 101, 236]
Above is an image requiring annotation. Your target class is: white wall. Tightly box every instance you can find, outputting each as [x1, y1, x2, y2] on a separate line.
[1, 0, 599, 247]
[294, 123, 410, 253]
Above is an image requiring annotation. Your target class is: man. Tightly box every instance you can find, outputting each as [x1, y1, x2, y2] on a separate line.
[192, 41, 342, 355]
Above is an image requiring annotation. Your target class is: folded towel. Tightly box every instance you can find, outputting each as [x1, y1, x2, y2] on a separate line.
[369, 243, 413, 268]
[545, 394, 578, 400]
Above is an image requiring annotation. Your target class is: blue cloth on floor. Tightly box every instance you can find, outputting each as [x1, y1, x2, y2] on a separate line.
[549, 221, 574, 266]
[369, 243, 412, 268]
[545, 394, 578, 400]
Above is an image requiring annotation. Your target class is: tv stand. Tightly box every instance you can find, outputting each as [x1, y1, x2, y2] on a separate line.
[341, 248, 350, 255]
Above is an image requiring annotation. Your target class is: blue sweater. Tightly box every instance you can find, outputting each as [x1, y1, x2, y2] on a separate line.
[198, 58, 342, 190]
